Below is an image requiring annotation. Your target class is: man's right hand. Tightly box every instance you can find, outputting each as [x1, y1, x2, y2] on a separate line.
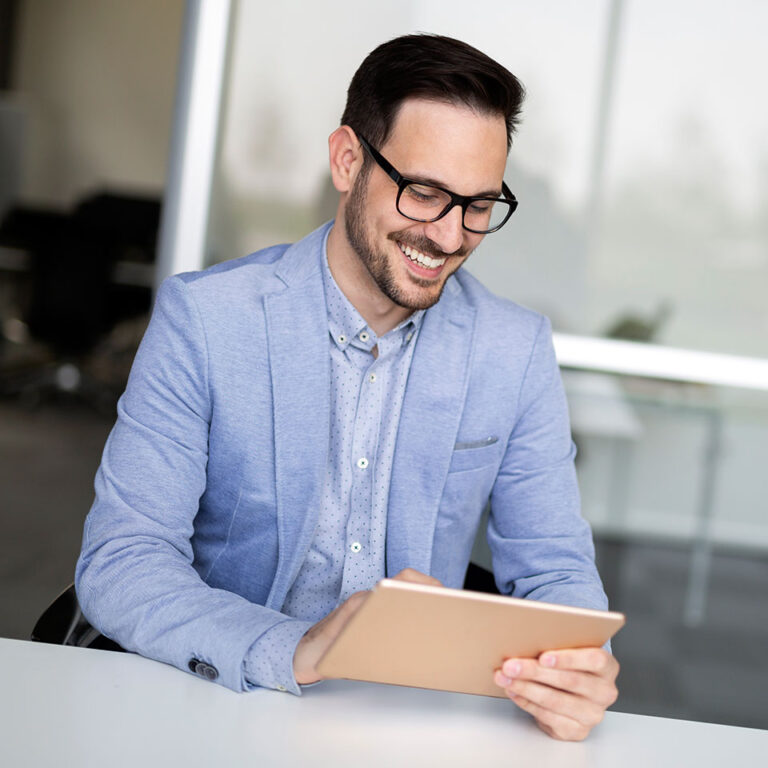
[292, 568, 442, 685]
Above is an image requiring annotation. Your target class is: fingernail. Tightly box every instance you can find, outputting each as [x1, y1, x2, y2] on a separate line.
[503, 660, 522, 677]
[541, 654, 556, 668]
[495, 671, 511, 686]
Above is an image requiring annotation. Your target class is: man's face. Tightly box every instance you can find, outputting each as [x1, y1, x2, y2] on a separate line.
[344, 98, 509, 311]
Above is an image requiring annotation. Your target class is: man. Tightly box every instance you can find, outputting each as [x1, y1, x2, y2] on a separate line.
[76, 34, 618, 741]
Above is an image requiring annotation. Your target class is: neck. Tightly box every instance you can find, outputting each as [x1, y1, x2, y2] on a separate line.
[326, 222, 413, 336]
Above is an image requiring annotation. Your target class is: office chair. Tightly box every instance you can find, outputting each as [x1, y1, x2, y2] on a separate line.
[0, 192, 157, 410]
[31, 583, 124, 652]
[463, 562, 500, 594]
[0, 207, 117, 408]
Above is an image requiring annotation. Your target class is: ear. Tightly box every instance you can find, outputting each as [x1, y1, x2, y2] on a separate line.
[328, 125, 363, 193]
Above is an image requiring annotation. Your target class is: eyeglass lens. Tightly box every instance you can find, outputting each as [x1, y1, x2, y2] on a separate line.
[398, 183, 512, 233]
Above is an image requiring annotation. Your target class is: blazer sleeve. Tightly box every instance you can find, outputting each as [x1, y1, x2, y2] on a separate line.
[75, 276, 305, 691]
[487, 316, 609, 612]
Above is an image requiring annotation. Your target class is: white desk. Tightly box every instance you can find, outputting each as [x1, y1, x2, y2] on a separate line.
[1, 638, 764, 766]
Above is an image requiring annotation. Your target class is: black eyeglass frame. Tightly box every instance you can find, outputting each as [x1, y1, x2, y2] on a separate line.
[356, 134, 517, 234]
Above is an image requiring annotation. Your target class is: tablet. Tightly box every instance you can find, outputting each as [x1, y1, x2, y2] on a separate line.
[316, 579, 625, 698]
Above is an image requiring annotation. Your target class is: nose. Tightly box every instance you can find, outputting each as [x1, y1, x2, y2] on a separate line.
[423, 204, 465, 255]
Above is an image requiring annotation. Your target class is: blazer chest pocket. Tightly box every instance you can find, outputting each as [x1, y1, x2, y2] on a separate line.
[437, 447, 499, 533]
[448, 436, 500, 473]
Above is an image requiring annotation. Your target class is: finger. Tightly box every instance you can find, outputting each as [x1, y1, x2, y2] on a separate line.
[334, 590, 370, 624]
[391, 568, 443, 587]
[503, 678, 606, 730]
[314, 591, 369, 639]
[536, 648, 619, 678]
[298, 592, 371, 683]
[499, 659, 618, 706]
[509, 693, 591, 742]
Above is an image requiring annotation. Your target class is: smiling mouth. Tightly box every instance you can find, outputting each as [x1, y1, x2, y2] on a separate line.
[397, 241, 447, 270]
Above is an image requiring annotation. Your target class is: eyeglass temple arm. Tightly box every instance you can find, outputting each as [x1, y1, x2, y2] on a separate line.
[357, 134, 402, 186]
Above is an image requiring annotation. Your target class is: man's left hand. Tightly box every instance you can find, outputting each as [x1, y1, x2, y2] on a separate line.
[494, 648, 619, 741]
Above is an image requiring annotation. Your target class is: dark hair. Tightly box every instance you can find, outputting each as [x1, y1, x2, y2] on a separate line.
[341, 34, 525, 152]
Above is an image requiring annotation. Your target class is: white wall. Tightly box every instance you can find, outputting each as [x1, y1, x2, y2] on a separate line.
[12, 0, 184, 207]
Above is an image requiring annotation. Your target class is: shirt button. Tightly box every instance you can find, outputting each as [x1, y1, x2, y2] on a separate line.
[356, 457, 369, 469]
[360, 331, 370, 342]
[406, 332, 413, 342]
[350, 542, 362, 553]
[368, 373, 376, 383]
[276, 684, 287, 692]
[338, 334, 347, 344]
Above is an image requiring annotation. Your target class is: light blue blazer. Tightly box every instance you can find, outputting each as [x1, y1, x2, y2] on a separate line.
[76, 222, 607, 692]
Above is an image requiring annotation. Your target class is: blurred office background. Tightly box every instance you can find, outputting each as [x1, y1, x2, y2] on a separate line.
[2, 0, 767, 730]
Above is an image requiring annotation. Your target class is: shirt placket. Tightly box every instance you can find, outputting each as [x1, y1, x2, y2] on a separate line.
[340, 335, 383, 599]
[366, 330, 415, 582]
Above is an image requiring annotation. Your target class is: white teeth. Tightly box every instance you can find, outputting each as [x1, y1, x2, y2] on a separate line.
[398, 242, 446, 269]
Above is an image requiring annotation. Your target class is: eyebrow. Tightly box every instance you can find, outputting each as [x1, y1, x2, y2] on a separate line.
[405, 173, 503, 199]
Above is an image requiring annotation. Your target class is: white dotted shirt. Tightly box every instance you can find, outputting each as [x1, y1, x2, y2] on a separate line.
[243, 232, 423, 693]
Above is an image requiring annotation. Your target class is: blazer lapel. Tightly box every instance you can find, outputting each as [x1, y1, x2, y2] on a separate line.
[263, 232, 331, 609]
[386, 278, 477, 577]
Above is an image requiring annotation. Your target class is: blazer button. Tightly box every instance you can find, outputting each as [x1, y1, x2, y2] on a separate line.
[189, 658, 219, 681]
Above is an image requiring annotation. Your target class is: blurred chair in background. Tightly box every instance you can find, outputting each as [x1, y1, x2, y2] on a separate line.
[0, 191, 158, 411]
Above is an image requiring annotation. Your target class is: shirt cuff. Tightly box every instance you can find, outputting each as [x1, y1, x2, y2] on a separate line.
[243, 618, 314, 696]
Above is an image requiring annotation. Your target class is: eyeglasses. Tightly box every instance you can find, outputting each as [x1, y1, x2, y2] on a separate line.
[356, 134, 517, 234]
